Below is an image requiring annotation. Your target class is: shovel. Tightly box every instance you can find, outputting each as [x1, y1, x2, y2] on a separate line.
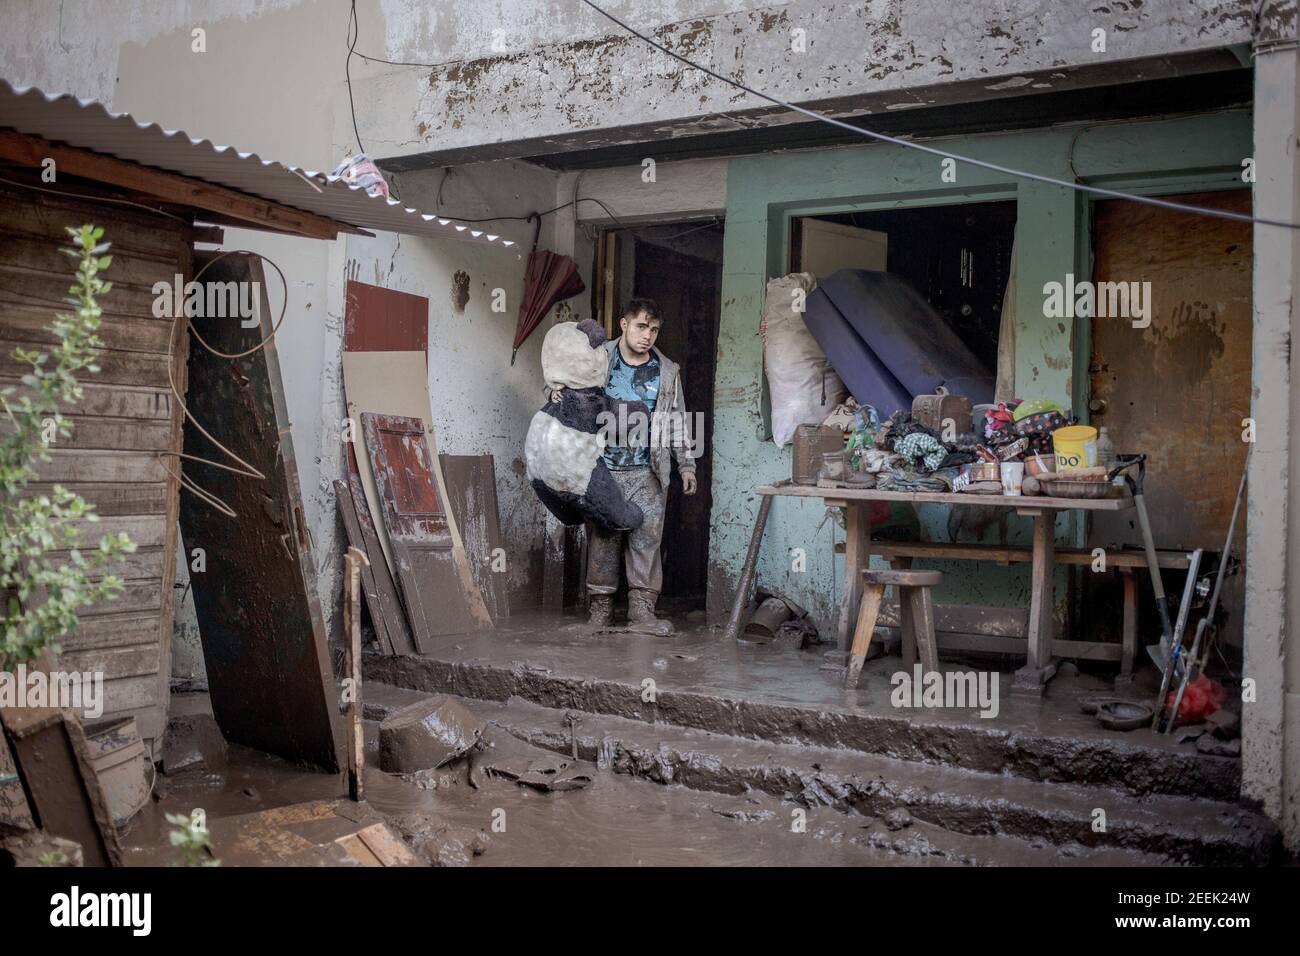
[1111, 455, 1175, 650]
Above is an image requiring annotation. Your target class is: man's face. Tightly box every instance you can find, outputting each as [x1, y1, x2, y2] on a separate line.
[620, 311, 661, 355]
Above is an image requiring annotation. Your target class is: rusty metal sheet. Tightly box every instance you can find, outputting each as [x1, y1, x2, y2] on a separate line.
[335, 475, 415, 655]
[344, 280, 428, 353]
[179, 253, 343, 772]
[362, 414, 489, 646]
[439, 454, 511, 623]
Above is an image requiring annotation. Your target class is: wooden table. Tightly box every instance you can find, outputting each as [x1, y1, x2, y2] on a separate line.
[747, 482, 1135, 693]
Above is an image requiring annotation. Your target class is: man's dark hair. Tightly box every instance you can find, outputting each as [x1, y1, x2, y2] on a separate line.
[621, 298, 663, 325]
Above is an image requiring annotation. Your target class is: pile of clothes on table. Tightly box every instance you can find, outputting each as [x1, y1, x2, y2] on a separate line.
[822, 396, 1075, 493]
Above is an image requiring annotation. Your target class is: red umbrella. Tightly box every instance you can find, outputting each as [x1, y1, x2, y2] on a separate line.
[512, 216, 585, 365]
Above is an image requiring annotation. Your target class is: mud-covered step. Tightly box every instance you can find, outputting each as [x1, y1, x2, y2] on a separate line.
[364, 650, 1240, 803]
[364, 685, 1272, 866]
[361, 688, 1165, 867]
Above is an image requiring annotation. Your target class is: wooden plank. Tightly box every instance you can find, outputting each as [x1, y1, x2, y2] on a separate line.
[0, 131, 357, 241]
[2, 415, 173, 452]
[75, 581, 162, 617]
[837, 502, 869, 651]
[0, 268, 164, 317]
[35, 450, 166, 483]
[179, 252, 342, 772]
[336, 478, 400, 655]
[0, 340, 171, 387]
[864, 541, 1191, 568]
[0, 306, 175, 353]
[344, 280, 428, 353]
[879, 601, 1029, 637]
[47, 549, 166, 583]
[0, 692, 123, 866]
[0, 190, 187, 258]
[62, 612, 163, 651]
[343, 548, 365, 802]
[27, 482, 169, 516]
[0, 382, 174, 420]
[59, 514, 168, 549]
[439, 454, 511, 623]
[1023, 511, 1055, 678]
[361, 413, 491, 647]
[59, 642, 161, 680]
[0, 232, 182, 287]
[757, 483, 1135, 512]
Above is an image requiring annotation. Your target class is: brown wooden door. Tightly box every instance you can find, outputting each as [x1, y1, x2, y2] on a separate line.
[361, 413, 487, 645]
[1088, 190, 1251, 554]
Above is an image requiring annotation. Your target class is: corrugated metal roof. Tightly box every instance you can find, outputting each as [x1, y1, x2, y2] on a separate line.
[0, 79, 517, 248]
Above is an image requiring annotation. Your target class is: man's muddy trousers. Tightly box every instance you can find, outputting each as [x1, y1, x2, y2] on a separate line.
[585, 466, 666, 596]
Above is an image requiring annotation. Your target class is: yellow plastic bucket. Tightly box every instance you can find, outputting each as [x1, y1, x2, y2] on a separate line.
[1053, 425, 1098, 473]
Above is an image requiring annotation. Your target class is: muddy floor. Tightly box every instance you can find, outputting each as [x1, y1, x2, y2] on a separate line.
[120, 692, 1178, 867]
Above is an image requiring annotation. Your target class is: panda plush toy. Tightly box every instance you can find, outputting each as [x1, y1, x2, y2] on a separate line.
[524, 319, 645, 532]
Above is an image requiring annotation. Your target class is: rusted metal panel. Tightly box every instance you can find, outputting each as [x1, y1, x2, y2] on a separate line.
[1088, 190, 1251, 553]
[362, 414, 488, 645]
[439, 454, 511, 623]
[179, 252, 343, 772]
[344, 279, 428, 353]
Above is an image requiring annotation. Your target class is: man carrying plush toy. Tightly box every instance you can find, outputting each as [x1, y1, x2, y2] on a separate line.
[587, 298, 697, 634]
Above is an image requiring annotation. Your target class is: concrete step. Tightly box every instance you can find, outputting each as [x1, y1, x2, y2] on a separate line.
[363, 682, 1276, 865]
[364, 646, 1241, 802]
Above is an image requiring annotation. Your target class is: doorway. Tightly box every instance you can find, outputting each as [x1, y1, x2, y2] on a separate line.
[596, 220, 724, 611]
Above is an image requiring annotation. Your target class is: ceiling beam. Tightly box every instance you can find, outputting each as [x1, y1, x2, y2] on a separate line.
[0, 130, 357, 241]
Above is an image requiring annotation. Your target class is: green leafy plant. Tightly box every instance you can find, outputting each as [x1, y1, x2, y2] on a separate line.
[1, 225, 136, 671]
[165, 811, 219, 867]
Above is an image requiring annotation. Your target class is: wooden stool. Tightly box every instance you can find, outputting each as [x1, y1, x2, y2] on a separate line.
[845, 568, 942, 689]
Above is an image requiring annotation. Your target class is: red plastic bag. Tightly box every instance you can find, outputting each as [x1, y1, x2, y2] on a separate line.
[1167, 675, 1226, 725]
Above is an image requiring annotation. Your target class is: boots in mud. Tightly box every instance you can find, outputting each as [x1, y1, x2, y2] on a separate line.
[626, 588, 673, 635]
[586, 595, 614, 630]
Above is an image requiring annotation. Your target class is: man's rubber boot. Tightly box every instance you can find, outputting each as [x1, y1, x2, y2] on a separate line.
[587, 595, 614, 629]
[627, 588, 673, 635]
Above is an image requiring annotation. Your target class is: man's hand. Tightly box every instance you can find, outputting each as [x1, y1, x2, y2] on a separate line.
[682, 471, 697, 496]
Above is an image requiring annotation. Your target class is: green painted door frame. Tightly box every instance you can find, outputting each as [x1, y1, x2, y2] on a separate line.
[709, 110, 1252, 629]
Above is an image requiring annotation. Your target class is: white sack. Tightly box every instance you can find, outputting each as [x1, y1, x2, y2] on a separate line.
[763, 272, 847, 447]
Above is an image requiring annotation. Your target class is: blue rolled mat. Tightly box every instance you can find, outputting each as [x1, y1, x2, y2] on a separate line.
[801, 285, 913, 415]
[818, 270, 994, 405]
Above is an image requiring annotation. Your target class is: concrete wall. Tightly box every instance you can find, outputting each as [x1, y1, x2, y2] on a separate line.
[353, 0, 1252, 164]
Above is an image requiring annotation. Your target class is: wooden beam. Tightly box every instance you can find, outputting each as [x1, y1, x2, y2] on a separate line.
[0, 131, 357, 241]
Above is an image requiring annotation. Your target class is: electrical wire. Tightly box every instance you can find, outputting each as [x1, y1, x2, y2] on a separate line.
[577, 0, 1297, 231]
[346, 0, 365, 154]
[156, 249, 293, 518]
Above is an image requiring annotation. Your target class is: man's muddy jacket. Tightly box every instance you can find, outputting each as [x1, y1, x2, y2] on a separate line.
[604, 338, 696, 491]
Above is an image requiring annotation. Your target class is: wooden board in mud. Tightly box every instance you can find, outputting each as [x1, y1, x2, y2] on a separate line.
[439, 454, 511, 623]
[178, 253, 343, 773]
